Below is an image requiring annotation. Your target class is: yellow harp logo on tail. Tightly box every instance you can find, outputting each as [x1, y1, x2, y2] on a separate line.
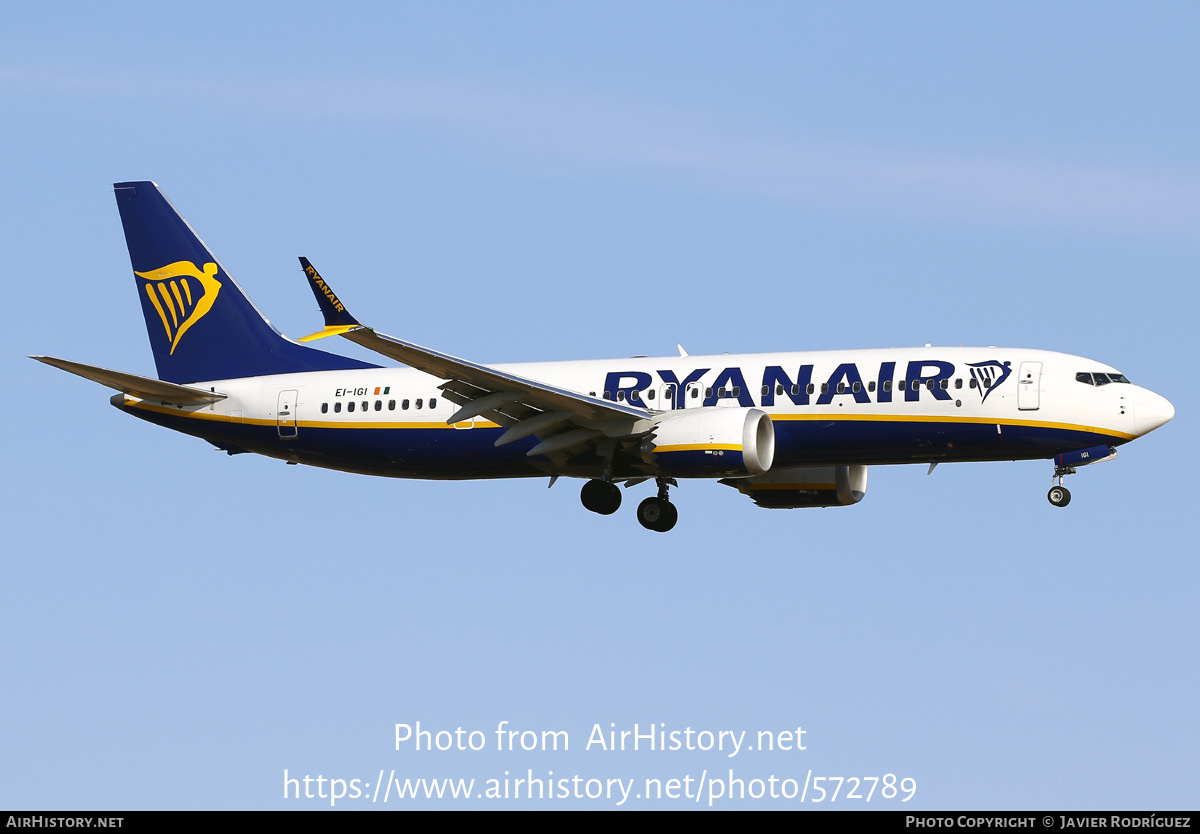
[135, 261, 222, 354]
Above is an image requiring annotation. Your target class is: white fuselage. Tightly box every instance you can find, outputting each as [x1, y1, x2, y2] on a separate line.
[117, 346, 1173, 480]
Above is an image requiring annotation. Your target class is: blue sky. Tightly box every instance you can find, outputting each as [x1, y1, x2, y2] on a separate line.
[2, 2, 1197, 809]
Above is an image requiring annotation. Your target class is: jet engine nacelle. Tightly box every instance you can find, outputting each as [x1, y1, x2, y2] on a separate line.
[641, 407, 775, 478]
[721, 465, 868, 508]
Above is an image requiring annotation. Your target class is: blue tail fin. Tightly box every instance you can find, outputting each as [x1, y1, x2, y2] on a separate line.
[114, 181, 378, 383]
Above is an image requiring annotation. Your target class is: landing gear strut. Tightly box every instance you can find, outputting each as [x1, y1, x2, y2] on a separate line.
[1048, 464, 1074, 507]
[637, 477, 678, 532]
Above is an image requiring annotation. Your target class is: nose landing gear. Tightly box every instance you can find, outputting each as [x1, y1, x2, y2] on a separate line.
[1048, 463, 1075, 507]
[1047, 484, 1071, 507]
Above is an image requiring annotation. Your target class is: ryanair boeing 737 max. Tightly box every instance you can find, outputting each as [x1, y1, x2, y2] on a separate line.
[33, 182, 1175, 532]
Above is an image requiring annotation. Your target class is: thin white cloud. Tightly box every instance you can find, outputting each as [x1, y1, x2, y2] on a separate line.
[4, 65, 1197, 235]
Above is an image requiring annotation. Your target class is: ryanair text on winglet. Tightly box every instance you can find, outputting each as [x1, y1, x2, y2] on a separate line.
[306, 264, 347, 313]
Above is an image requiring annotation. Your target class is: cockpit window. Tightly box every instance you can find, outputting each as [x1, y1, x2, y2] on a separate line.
[1077, 371, 1132, 386]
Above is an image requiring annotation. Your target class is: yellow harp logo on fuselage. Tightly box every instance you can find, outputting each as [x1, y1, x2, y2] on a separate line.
[136, 261, 222, 354]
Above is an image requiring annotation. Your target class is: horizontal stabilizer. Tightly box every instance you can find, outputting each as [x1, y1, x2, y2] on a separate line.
[30, 356, 227, 405]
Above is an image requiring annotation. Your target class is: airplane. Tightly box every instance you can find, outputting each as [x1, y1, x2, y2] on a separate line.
[33, 181, 1175, 532]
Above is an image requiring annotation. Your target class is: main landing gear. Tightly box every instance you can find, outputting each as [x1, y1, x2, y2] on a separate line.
[637, 478, 678, 533]
[580, 478, 621, 515]
[1047, 463, 1074, 507]
[580, 477, 678, 532]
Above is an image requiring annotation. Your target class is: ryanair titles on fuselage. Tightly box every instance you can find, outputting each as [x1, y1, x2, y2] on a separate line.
[599, 357, 1013, 410]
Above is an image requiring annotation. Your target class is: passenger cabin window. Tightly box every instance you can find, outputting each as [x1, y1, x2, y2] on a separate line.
[362, 401, 368, 412]
[790, 384, 799, 396]
[836, 382, 845, 394]
[806, 383, 815, 395]
[402, 400, 410, 410]
[955, 379, 962, 389]
[347, 401, 355, 412]
[868, 381, 876, 392]
[334, 402, 342, 413]
[321, 403, 328, 414]
[388, 400, 396, 410]
[375, 400, 382, 411]
[852, 381, 861, 393]
[416, 399, 423, 409]
[430, 398, 437, 408]
[883, 380, 892, 392]
[969, 379, 978, 389]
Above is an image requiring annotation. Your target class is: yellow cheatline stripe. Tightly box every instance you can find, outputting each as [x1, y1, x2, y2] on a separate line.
[298, 325, 360, 342]
[123, 397, 1131, 442]
[122, 399, 498, 430]
[144, 284, 172, 339]
[656, 443, 743, 453]
[127, 398, 272, 424]
[303, 420, 451, 430]
[157, 283, 179, 328]
[767, 411, 1135, 441]
[181, 276, 193, 305]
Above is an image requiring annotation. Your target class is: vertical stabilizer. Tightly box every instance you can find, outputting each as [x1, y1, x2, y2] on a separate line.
[114, 181, 377, 383]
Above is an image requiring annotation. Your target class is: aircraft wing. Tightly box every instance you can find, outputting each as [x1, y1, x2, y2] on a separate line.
[296, 259, 651, 457]
[30, 356, 227, 405]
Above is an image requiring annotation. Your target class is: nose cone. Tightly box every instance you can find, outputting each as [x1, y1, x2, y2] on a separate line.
[1133, 388, 1175, 436]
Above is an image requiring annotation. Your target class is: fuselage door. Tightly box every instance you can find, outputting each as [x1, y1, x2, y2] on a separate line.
[659, 384, 677, 412]
[277, 389, 299, 437]
[1017, 362, 1042, 411]
[685, 381, 704, 409]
